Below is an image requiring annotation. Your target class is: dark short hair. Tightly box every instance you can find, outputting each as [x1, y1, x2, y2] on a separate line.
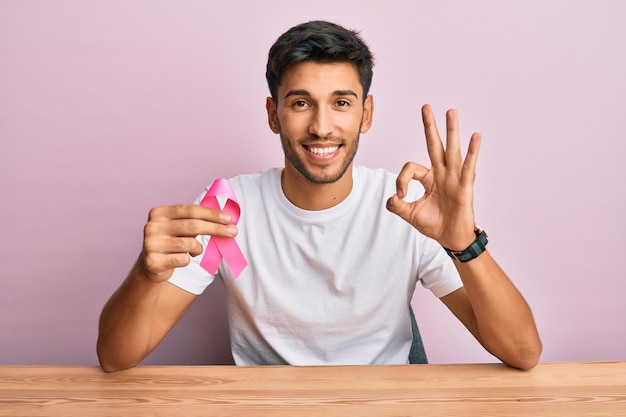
[266, 20, 374, 102]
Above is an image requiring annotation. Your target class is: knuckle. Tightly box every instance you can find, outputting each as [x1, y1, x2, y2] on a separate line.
[143, 221, 157, 236]
[143, 252, 190, 277]
[169, 237, 191, 253]
[143, 236, 160, 253]
[148, 204, 196, 222]
[176, 218, 194, 231]
[147, 206, 166, 221]
[402, 161, 414, 170]
[143, 253, 162, 273]
[170, 203, 191, 214]
[176, 218, 206, 237]
[144, 220, 169, 240]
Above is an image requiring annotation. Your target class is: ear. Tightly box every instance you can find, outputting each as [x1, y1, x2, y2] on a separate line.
[360, 94, 374, 133]
[266, 97, 280, 134]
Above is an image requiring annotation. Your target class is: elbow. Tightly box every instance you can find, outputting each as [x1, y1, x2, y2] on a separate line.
[507, 353, 540, 371]
[98, 354, 139, 373]
[96, 340, 140, 373]
[98, 358, 138, 373]
[503, 339, 543, 370]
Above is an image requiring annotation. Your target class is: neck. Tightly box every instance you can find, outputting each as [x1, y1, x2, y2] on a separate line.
[281, 165, 354, 211]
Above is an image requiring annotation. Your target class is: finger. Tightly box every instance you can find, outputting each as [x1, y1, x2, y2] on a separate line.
[421, 104, 445, 170]
[386, 193, 422, 227]
[445, 109, 462, 173]
[386, 193, 410, 220]
[460, 132, 482, 187]
[148, 204, 232, 225]
[168, 219, 237, 238]
[143, 252, 193, 278]
[144, 236, 205, 257]
[395, 161, 430, 198]
[145, 218, 238, 241]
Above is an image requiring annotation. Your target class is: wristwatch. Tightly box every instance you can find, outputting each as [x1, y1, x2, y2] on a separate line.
[443, 226, 489, 263]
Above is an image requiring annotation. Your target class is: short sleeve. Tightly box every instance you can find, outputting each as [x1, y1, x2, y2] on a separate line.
[167, 245, 216, 295]
[417, 236, 463, 298]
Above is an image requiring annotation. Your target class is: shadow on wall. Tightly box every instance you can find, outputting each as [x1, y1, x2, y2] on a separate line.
[141, 278, 235, 366]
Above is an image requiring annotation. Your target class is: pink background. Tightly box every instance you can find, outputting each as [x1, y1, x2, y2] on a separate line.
[1, 1, 625, 366]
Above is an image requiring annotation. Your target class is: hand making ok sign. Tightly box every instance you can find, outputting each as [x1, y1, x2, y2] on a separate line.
[387, 104, 482, 252]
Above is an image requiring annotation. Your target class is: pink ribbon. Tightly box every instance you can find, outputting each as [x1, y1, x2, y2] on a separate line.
[199, 178, 247, 279]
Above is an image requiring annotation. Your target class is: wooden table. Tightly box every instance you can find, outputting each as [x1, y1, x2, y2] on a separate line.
[1, 362, 625, 416]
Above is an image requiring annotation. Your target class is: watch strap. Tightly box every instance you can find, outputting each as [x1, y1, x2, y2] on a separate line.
[444, 228, 489, 262]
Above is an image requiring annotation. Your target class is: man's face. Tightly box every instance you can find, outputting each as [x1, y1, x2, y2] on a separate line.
[266, 62, 373, 184]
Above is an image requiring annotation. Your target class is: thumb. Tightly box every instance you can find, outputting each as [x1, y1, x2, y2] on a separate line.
[386, 193, 413, 224]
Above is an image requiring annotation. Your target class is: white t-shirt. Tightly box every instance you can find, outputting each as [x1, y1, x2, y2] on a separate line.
[169, 166, 462, 365]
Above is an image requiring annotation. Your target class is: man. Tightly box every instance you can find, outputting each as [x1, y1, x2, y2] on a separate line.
[97, 21, 542, 372]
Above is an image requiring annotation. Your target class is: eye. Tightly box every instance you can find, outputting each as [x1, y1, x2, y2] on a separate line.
[335, 99, 350, 107]
[292, 100, 309, 108]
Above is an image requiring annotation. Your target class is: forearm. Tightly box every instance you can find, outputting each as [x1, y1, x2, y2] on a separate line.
[453, 251, 542, 369]
[97, 260, 164, 372]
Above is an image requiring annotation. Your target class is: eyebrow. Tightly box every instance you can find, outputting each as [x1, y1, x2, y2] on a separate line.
[283, 89, 359, 99]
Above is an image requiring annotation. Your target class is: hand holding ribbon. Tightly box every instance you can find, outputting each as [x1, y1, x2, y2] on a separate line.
[199, 178, 247, 279]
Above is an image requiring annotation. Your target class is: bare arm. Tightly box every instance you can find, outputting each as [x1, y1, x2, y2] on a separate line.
[97, 204, 237, 372]
[96, 256, 197, 372]
[440, 252, 541, 370]
[387, 105, 542, 369]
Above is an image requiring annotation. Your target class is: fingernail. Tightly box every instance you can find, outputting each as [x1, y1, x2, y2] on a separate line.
[226, 225, 238, 236]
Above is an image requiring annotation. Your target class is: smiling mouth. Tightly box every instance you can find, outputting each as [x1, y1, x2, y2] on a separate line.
[304, 145, 340, 157]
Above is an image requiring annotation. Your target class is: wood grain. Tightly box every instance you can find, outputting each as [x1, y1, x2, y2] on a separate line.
[1, 362, 625, 416]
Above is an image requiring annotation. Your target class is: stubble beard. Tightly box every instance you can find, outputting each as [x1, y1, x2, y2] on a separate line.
[280, 132, 360, 184]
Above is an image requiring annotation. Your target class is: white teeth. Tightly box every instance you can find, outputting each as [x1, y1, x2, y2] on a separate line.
[308, 146, 338, 156]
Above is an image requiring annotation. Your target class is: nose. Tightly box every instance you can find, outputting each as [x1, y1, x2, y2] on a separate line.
[308, 107, 334, 138]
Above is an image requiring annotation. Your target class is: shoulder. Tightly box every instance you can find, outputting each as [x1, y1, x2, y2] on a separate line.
[228, 168, 279, 188]
[191, 169, 280, 205]
[226, 168, 281, 207]
[205, 168, 282, 197]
